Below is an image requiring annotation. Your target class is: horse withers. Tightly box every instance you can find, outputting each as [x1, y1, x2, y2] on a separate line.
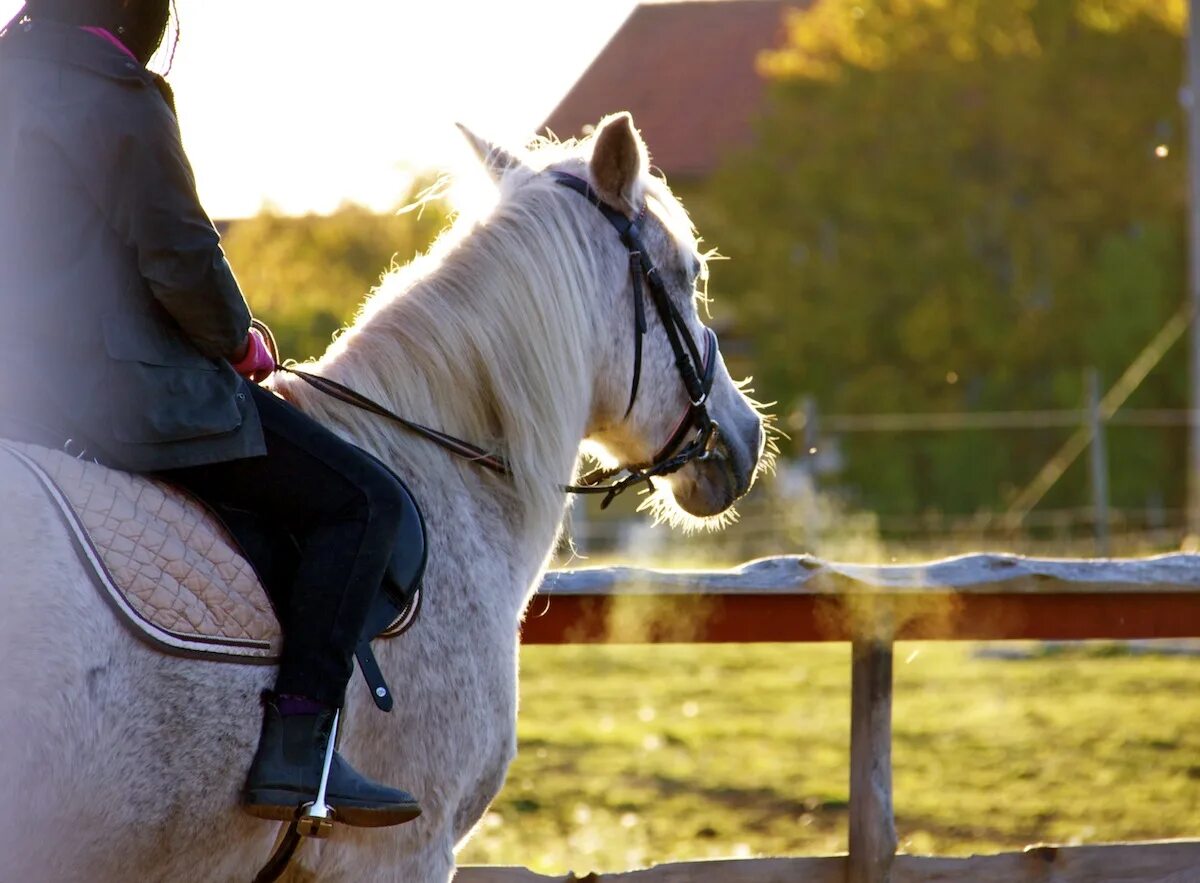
[0, 112, 768, 883]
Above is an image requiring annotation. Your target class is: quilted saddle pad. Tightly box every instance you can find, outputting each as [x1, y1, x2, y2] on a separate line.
[1, 440, 281, 663]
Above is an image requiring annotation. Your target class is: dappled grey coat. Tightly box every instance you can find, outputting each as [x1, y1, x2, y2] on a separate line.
[0, 18, 264, 470]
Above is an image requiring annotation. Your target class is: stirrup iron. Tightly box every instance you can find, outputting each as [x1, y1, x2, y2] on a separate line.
[295, 708, 339, 838]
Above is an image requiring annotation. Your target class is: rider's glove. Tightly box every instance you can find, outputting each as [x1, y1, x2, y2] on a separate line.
[230, 327, 275, 384]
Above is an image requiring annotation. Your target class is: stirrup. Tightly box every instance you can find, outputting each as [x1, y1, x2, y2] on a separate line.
[252, 709, 341, 883]
[295, 707, 340, 838]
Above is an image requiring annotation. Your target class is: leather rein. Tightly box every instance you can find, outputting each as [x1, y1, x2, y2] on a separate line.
[274, 171, 720, 509]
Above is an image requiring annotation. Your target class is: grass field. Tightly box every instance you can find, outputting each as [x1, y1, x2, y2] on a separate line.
[457, 642, 1200, 875]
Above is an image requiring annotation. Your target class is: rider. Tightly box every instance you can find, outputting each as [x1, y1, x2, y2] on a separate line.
[0, 0, 420, 827]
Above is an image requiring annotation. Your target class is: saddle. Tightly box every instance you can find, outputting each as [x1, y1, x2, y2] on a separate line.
[0, 439, 424, 711]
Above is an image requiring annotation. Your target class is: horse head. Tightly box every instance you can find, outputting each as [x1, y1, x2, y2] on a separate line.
[459, 113, 769, 524]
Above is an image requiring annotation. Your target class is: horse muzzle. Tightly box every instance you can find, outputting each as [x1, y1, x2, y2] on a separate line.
[667, 424, 759, 518]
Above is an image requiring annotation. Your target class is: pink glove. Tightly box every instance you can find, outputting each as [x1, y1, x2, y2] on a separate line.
[231, 327, 275, 383]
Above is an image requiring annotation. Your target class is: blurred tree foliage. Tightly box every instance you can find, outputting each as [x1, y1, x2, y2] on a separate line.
[221, 188, 450, 362]
[697, 0, 1187, 519]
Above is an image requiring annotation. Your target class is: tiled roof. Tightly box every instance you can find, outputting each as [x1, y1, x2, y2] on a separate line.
[541, 0, 801, 178]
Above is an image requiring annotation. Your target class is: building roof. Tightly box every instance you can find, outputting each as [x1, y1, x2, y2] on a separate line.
[541, 0, 799, 178]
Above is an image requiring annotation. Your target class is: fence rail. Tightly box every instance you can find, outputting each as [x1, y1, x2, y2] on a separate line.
[522, 554, 1200, 644]
[459, 843, 1200, 882]
[462, 554, 1200, 883]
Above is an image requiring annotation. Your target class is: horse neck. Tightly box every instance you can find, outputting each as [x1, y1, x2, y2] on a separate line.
[276, 195, 605, 554]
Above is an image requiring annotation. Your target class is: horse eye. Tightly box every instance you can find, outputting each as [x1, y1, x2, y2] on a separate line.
[690, 255, 702, 278]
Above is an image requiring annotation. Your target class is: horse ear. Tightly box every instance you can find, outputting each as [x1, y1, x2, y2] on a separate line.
[589, 112, 646, 215]
[456, 123, 523, 182]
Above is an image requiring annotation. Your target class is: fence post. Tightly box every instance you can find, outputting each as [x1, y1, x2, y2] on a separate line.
[1187, 0, 1200, 536]
[848, 620, 897, 883]
[1087, 368, 1111, 556]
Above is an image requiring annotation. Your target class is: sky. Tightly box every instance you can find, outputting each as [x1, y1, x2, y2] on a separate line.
[2, 0, 640, 217]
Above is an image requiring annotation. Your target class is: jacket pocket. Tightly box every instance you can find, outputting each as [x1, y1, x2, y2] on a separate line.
[101, 314, 244, 445]
[102, 313, 218, 370]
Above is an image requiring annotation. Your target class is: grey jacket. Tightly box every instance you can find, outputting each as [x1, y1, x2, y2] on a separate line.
[0, 19, 265, 470]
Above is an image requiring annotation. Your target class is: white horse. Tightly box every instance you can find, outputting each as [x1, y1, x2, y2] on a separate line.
[0, 113, 766, 882]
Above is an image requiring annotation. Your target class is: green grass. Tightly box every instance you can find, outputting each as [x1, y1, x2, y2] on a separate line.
[457, 642, 1200, 874]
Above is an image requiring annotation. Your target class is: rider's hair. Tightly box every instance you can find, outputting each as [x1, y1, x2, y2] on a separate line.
[22, 0, 175, 67]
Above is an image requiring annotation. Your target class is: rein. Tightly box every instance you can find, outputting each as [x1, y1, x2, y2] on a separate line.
[266, 171, 720, 509]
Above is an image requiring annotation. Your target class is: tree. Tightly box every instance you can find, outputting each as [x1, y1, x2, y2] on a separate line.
[221, 187, 450, 362]
[699, 0, 1187, 522]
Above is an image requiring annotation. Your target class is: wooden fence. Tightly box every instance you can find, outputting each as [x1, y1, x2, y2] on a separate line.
[458, 554, 1200, 883]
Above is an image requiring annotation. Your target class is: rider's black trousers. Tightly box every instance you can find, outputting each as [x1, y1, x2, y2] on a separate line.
[161, 384, 406, 707]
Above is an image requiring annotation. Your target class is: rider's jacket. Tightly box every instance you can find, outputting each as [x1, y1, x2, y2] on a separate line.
[0, 18, 266, 470]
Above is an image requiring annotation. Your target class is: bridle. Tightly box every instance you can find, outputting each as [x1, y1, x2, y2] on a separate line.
[549, 170, 721, 504]
[280, 169, 722, 508]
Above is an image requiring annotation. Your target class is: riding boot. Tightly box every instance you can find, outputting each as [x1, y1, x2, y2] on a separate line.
[242, 700, 421, 827]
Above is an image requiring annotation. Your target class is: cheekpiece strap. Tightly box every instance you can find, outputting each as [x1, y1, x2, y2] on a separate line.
[626, 252, 646, 418]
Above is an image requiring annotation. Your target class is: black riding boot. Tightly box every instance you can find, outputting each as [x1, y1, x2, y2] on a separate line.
[242, 701, 421, 828]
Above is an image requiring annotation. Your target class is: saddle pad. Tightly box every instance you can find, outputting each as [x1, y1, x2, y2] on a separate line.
[1, 441, 281, 663]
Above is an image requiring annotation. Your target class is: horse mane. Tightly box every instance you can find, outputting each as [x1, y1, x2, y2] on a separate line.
[275, 145, 611, 544]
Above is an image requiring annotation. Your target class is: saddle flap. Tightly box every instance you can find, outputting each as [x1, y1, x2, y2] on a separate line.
[3, 439, 428, 702]
[1, 440, 282, 661]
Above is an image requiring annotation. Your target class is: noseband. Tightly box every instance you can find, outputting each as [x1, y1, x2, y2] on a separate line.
[283, 171, 722, 508]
